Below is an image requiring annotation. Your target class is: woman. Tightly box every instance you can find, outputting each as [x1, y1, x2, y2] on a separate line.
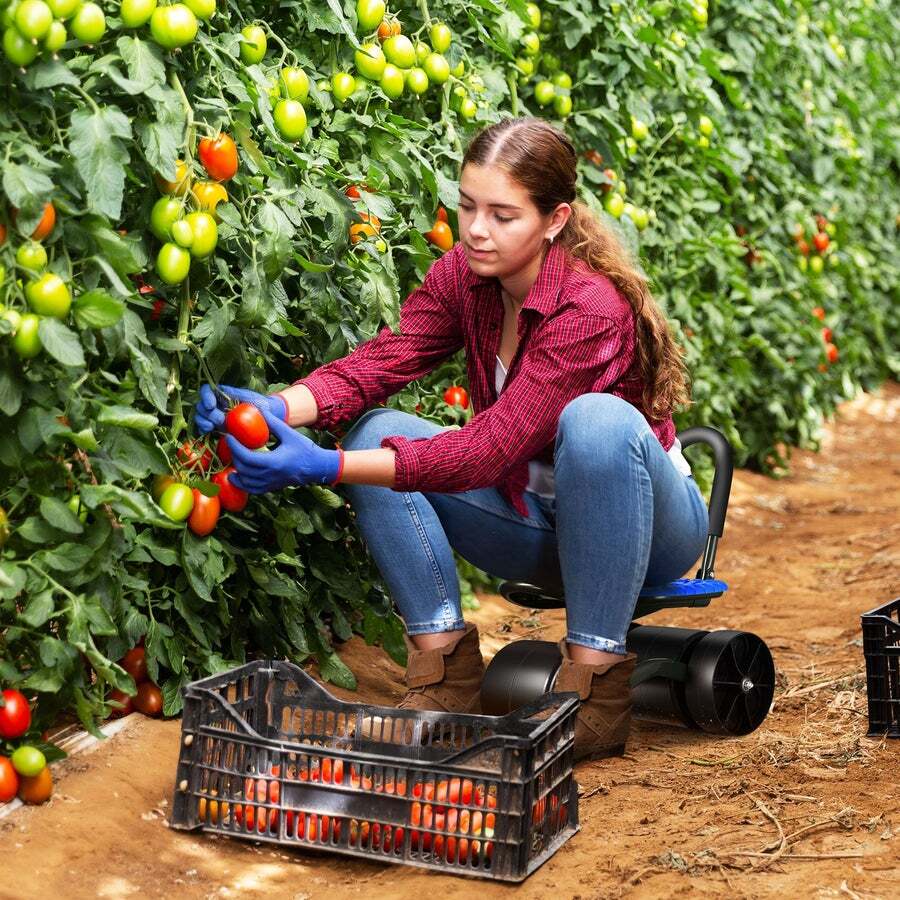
[195, 117, 709, 762]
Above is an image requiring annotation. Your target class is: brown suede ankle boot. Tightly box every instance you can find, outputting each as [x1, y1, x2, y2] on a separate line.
[354, 623, 485, 744]
[554, 640, 637, 762]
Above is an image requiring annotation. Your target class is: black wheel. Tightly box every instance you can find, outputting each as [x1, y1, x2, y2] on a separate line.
[684, 630, 775, 735]
[480, 640, 562, 716]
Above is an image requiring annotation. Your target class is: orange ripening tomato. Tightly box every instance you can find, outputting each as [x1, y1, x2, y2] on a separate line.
[425, 220, 453, 252]
[377, 19, 401, 40]
[18, 765, 52, 804]
[811, 306, 826, 321]
[345, 184, 361, 199]
[349, 212, 381, 244]
[825, 342, 839, 364]
[188, 489, 220, 537]
[198, 133, 239, 182]
[435, 206, 448, 223]
[12, 202, 56, 241]
[0, 223, 6, 245]
[192, 181, 229, 218]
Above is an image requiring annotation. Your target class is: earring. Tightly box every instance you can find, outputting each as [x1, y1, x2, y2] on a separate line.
[548, 234, 555, 244]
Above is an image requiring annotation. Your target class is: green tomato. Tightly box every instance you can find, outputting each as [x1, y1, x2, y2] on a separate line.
[809, 255, 824, 274]
[183, 0, 214, 22]
[331, 71, 356, 103]
[150, 4, 196, 50]
[429, 21, 451, 54]
[42, 19, 66, 52]
[604, 193, 625, 218]
[16, 242, 47, 272]
[67, 494, 88, 522]
[15, 0, 52, 41]
[551, 70, 571, 89]
[183, 212, 216, 258]
[11, 746, 46, 777]
[280, 66, 309, 102]
[540, 52, 560, 75]
[156, 242, 191, 284]
[450, 59, 465, 78]
[2, 309, 23, 334]
[539, 10, 554, 33]
[630, 116, 649, 141]
[625, 136, 639, 155]
[423, 52, 449, 84]
[26, 272, 71, 318]
[458, 97, 477, 121]
[533, 80, 554, 106]
[4, 26, 39, 65]
[239, 23, 266, 63]
[405, 66, 428, 95]
[629, 206, 649, 230]
[525, 2, 541, 29]
[414, 40, 429, 64]
[354, 42, 385, 81]
[691, 5, 708, 25]
[515, 56, 534, 77]
[12, 313, 41, 358]
[70, 1, 106, 42]
[47, 0, 79, 18]
[170, 218, 194, 248]
[553, 93, 572, 117]
[521, 31, 540, 56]
[355, 0, 384, 33]
[273, 98, 307, 141]
[383, 34, 415, 69]
[120, 0, 157, 28]
[698, 115, 714, 136]
[379, 63, 404, 99]
[0, 1, 19, 29]
[150, 197, 184, 242]
[159, 482, 194, 522]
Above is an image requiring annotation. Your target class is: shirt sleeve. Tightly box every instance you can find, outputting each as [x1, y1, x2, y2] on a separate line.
[381, 313, 634, 494]
[295, 251, 464, 431]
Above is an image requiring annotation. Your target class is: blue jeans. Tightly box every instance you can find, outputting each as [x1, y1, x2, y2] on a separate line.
[339, 393, 709, 655]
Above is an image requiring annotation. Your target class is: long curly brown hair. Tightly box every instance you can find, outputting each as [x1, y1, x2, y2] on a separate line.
[462, 116, 692, 421]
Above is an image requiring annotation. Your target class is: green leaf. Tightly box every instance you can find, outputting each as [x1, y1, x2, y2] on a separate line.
[38, 543, 95, 572]
[20, 590, 56, 628]
[137, 88, 184, 179]
[38, 318, 86, 367]
[97, 405, 159, 430]
[69, 105, 132, 220]
[318, 650, 357, 690]
[85, 219, 147, 276]
[22, 667, 65, 692]
[117, 34, 167, 89]
[40, 496, 85, 535]
[0, 366, 23, 417]
[31, 59, 80, 88]
[74, 289, 126, 329]
[1, 162, 54, 214]
[80, 483, 178, 527]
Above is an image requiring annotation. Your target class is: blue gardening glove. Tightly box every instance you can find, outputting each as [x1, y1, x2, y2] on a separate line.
[227, 408, 341, 494]
[194, 384, 287, 435]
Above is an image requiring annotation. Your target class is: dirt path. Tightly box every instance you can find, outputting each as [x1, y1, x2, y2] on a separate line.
[3, 383, 899, 900]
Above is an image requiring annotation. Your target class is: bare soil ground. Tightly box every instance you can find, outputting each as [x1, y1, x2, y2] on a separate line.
[3, 382, 899, 900]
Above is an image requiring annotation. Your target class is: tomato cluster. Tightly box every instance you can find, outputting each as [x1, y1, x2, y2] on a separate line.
[792, 213, 838, 276]
[0, 688, 53, 806]
[108, 644, 164, 718]
[810, 305, 839, 371]
[152, 402, 262, 535]
[0, 201, 70, 360]
[2, 0, 106, 69]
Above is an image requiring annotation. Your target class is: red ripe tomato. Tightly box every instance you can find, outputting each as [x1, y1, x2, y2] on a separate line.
[120, 646, 147, 683]
[821, 326, 833, 343]
[177, 440, 213, 472]
[0, 689, 31, 739]
[188, 489, 221, 537]
[825, 342, 839, 364]
[813, 231, 830, 253]
[811, 306, 826, 321]
[443, 385, 469, 409]
[108, 688, 134, 717]
[212, 467, 248, 512]
[0, 756, 19, 802]
[796, 239, 810, 256]
[134, 682, 163, 716]
[225, 402, 269, 449]
[216, 434, 232, 465]
[198, 133, 238, 182]
[345, 184, 361, 199]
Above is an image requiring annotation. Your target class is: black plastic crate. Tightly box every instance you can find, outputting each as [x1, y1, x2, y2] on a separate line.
[169, 660, 580, 881]
[862, 598, 900, 737]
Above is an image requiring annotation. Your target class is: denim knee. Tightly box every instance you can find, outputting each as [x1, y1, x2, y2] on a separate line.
[556, 393, 651, 471]
[340, 408, 407, 451]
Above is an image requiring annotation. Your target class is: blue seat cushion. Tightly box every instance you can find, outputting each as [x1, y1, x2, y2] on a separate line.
[638, 578, 728, 601]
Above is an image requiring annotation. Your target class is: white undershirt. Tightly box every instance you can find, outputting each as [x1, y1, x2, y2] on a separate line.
[495, 355, 692, 499]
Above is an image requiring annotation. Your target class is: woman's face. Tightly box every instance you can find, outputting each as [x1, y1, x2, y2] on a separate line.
[458, 163, 566, 280]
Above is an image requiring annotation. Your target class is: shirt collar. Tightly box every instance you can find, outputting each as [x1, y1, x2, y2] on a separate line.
[467, 240, 567, 317]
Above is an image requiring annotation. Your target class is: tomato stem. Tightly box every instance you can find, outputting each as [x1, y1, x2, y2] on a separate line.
[417, 0, 432, 27]
[506, 70, 519, 117]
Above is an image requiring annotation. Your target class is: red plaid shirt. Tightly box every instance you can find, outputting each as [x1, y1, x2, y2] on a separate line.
[296, 241, 676, 518]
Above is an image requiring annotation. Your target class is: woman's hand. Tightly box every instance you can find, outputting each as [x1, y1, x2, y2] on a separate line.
[194, 384, 287, 434]
[227, 409, 341, 493]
